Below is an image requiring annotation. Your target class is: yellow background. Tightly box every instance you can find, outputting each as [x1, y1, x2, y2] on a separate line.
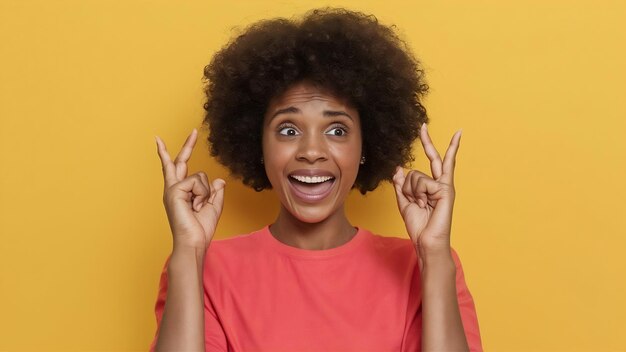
[1, 0, 624, 351]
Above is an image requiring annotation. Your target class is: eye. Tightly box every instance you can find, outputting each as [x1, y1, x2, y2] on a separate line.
[325, 126, 347, 136]
[278, 125, 300, 136]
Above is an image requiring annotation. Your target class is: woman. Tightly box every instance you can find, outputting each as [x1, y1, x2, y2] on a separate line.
[150, 8, 482, 352]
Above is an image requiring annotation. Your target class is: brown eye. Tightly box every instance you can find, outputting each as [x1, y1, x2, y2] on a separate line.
[326, 127, 347, 136]
[278, 127, 299, 136]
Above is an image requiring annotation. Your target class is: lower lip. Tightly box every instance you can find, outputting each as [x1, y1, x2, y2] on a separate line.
[287, 177, 336, 203]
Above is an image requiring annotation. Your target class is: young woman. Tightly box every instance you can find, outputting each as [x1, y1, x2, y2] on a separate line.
[150, 8, 482, 352]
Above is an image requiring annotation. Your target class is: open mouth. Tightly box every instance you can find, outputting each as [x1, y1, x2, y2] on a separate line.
[288, 174, 336, 202]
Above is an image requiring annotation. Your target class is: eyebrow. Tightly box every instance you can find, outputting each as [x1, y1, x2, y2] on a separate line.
[270, 106, 353, 121]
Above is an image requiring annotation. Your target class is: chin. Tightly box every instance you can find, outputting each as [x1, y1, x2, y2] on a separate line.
[280, 191, 344, 224]
[289, 205, 334, 224]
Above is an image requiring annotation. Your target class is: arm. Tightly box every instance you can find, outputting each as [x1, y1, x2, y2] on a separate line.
[152, 129, 227, 351]
[420, 251, 469, 352]
[154, 246, 206, 352]
[392, 124, 475, 350]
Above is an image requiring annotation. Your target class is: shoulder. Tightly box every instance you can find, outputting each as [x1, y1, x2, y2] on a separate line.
[206, 228, 263, 255]
[364, 230, 466, 270]
[363, 229, 418, 266]
[210, 230, 260, 247]
[368, 230, 415, 252]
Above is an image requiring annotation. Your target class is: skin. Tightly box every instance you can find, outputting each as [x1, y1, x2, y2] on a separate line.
[262, 80, 362, 250]
[153, 80, 469, 351]
[392, 122, 469, 351]
[153, 129, 225, 351]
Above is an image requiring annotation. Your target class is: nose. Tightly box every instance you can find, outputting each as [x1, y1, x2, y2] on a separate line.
[296, 133, 328, 163]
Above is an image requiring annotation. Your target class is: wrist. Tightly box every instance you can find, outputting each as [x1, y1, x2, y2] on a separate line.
[421, 254, 456, 287]
[173, 239, 207, 255]
[418, 248, 455, 273]
[171, 245, 206, 265]
[422, 258, 456, 279]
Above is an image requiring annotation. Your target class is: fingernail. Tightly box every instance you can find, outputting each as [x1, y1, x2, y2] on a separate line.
[417, 199, 425, 208]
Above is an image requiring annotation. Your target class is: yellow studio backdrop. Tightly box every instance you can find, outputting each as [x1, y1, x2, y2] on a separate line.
[0, 0, 624, 351]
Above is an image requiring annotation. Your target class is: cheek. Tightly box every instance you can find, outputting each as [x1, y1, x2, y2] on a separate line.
[263, 140, 292, 184]
[332, 143, 361, 178]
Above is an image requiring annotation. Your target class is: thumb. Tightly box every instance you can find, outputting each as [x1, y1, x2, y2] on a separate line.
[392, 166, 410, 212]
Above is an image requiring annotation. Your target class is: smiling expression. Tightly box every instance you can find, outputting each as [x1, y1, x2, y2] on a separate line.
[262, 80, 363, 223]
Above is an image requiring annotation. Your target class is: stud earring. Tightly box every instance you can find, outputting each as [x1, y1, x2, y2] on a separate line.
[360, 156, 365, 165]
[261, 157, 264, 165]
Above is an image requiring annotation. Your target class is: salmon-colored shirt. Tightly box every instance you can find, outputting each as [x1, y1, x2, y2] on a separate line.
[149, 225, 482, 351]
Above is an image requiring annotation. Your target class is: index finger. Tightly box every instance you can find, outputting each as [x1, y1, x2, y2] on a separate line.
[155, 135, 178, 188]
[440, 129, 462, 184]
[174, 128, 198, 181]
[419, 123, 443, 180]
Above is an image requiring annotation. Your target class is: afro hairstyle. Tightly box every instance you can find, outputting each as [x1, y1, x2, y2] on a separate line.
[201, 7, 429, 194]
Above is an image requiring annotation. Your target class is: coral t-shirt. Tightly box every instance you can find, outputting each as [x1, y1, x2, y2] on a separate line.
[149, 225, 482, 351]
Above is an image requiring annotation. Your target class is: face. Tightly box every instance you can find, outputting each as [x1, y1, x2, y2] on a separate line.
[262, 80, 362, 223]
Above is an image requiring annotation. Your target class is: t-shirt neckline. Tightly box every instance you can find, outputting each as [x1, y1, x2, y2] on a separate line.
[258, 224, 370, 259]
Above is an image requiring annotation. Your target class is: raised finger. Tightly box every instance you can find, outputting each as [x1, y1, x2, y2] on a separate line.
[441, 130, 462, 185]
[155, 135, 178, 188]
[174, 129, 198, 181]
[419, 123, 443, 180]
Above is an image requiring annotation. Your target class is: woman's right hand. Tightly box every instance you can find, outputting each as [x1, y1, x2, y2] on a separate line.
[155, 128, 225, 252]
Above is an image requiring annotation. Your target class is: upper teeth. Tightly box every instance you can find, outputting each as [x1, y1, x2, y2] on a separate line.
[291, 175, 334, 183]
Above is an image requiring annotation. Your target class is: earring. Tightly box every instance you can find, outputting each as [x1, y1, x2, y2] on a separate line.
[360, 156, 365, 165]
[261, 157, 264, 165]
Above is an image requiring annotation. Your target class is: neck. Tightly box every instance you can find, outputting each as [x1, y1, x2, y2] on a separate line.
[269, 205, 357, 250]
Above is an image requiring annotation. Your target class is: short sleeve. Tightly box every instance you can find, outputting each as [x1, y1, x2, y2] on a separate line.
[451, 248, 483, 352]
[148, 254, 228, 352]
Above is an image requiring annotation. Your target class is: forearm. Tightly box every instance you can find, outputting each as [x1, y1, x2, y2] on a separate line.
[420, 251, 469, 352]
[155, 246, 206, 352]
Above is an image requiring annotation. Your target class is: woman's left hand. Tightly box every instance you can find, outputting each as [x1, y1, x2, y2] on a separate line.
[392, 123, 462, 271]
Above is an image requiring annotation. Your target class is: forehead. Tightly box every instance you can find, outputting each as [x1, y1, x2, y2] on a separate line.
[267, 81, 355, 112]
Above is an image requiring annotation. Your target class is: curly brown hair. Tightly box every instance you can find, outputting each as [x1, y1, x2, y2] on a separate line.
[201, 7, 429, 194]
